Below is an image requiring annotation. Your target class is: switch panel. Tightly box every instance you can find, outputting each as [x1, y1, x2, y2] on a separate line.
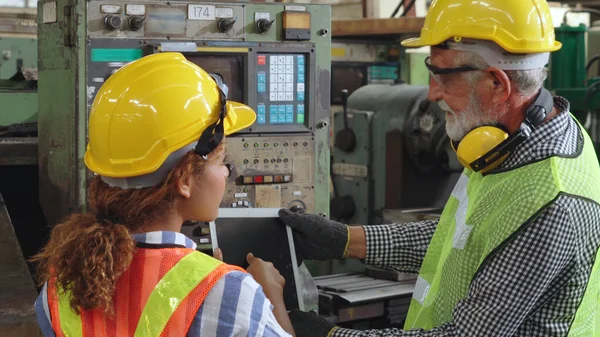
[222, 136, 315, 213]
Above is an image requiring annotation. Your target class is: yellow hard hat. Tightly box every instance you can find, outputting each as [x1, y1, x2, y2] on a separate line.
[84, 52, 256, 180]
[401, 0, 562, 54]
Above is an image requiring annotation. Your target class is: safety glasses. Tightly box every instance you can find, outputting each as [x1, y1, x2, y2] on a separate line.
[424, 56, 484, 86]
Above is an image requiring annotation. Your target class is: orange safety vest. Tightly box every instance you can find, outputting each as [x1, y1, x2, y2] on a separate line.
[46, 247, 244, 337]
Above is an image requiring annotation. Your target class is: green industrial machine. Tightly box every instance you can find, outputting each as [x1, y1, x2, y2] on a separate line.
[0, 8, 37, 80]
[547, 21, 600, 154]
[0, 8, 38, 127]
[330, 84, 460, 227]
[547, 23, 600, 119]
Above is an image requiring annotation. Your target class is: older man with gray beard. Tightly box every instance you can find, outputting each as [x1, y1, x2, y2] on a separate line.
[278, 0, 600, 336]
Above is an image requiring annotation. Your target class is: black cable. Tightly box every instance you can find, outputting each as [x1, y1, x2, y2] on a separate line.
[401, 0, 417, 17]
[586, 54, 600, 77]
[391, 0, 405, 18]
[584, 81, 600, 112]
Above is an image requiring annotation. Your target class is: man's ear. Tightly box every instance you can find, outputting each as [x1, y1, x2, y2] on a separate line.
[486, 68, 511, 103]
[176, 175, 193, 199]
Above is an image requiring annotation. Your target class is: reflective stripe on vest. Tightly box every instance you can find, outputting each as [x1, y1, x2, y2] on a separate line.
[405, 120, 600, 336]
[47, 248, 244, 337]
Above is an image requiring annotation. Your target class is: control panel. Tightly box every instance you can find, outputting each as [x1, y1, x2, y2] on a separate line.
[87, 2, 246, 40]
[222, 136, 315, 211]
[36, 0, 331, 228]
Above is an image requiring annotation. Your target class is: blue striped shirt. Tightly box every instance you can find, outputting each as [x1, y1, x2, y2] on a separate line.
[34, 231, 292, 337]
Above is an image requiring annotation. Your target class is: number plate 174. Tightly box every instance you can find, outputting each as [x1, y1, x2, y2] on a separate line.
[188, 5, 216, 21]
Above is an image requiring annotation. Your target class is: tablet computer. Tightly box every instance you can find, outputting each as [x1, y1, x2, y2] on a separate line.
[209, 208, 305, 311]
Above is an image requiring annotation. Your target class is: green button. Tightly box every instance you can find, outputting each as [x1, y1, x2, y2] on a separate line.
[297, 115, 305, 123]
[254, 143, 260, 148]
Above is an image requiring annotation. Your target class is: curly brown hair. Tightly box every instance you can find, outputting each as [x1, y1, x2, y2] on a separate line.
[31, 144, 224, 315]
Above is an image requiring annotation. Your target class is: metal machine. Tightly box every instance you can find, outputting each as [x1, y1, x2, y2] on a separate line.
[36, 0, 332, 230]
[0, 7, 37, 80]
[330, 84, 461, 226]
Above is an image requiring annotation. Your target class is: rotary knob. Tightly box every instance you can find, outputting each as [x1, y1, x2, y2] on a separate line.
[256, 18, 275, 34]
[218, 18, 236, 33]
[128, 16, 145, 31]
[104, 15, 122, 30]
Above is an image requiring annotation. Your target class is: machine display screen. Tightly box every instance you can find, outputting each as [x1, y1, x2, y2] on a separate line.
[331, 64, 368, 104]
[256, 53, 307, 126]
[185, 54, 245, 103]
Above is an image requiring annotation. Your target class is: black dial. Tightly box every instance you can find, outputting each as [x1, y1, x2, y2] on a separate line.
[104, 15, 122, 30]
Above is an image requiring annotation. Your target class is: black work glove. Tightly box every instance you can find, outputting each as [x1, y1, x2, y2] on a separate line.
[289, 310, 338, 337]
[278, 208, 349, 261]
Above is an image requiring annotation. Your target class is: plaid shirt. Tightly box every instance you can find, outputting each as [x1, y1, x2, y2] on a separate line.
[334, 97, 600, 336]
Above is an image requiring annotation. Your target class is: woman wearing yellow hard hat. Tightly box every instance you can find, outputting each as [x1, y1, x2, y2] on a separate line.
[31, 52, 295, 336]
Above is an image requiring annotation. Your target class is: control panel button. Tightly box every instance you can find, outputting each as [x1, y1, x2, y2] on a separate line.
[258, 73, 266, 83]
[256, 18, 274, 34]
[257, 115, 266, 124]
[104, 15, 122, 30]
[297, 92, 305, 100]
[258, 83, 266, 93]
[128, 16, 145, 31]
[258, 55, 266, 65]
[218, 18, 236, 33]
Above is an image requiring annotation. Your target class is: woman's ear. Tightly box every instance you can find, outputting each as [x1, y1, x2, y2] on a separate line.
[486, 68, 511, 103]
[176, 175, 193, 199]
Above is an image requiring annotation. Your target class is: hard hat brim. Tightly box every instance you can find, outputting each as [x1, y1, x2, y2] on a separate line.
[224, 101, 257, 135]
[402, 36, 563, 54]
[401, 37, 429, 48]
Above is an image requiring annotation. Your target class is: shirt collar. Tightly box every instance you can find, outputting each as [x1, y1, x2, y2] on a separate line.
[499, 96, 574, 170]
[132, 231, 197, 250]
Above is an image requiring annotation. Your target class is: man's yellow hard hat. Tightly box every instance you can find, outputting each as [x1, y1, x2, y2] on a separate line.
[401, 0, 562, 53]
[84, 52, 256, 179]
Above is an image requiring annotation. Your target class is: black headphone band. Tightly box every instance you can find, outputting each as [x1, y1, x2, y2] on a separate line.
[469, 88, 553, 172]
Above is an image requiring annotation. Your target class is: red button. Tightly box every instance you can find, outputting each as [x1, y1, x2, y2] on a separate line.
[253, 176, 264, 183]
[258, 55, 266, 65]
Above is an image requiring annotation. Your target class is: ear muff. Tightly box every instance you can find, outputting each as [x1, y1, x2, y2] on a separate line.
[453, 126, 509, 173]
[451, 88, 553, 173]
